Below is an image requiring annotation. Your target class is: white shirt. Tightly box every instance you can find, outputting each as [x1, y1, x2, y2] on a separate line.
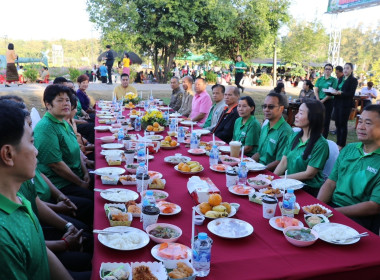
[361, 87, 377, 100]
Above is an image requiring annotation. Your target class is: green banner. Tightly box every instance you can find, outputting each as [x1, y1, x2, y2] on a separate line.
[327, 0, 380, 13]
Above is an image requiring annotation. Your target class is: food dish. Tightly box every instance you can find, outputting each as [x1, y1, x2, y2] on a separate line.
[130, 262, 168, 280]
[95, 126, 111, 131]
[283, 226, 318, 247]
[228, 185, 254, 196]
[100, 149, 124, 157]
[174, 164, 204, 175]
[98, 115, 115, 119]
[247, 177, 272, 189]
[144, 135, 164, 141]
[170, 112, 182, 117]
[156, 201, 181, 215]
[94, 167, 126, 176]
[302, 204, 332, 217]
[207, 218, 254, 239]
[192, 129, 210, 135]
[142, 190, 169, 201]
[99, 136, 116, 143]
[218, 146, 230, 153]
[134, 155, 154, 161]
[180, 120, 197, 126]
[195, 204, 236, 219]
[246, 161, 266, 171]
[101, 175, 119, 185]
[304, 214, 329, 228]
[101, 143, 124, 150]
[146, 223, 182, 243]
[125, 164, 139, 174]
[271, 178, 304, 190]
[148, 171, 163, 179]
[210, 164, 227, 173]
[119, 175, 137, 185]
[151, 243, 191, 262]
[97, 226, 150, 251]
[99, 262, 131, 280]
[164, 155, 191, 165]
[161, 143, 180, 150]
[313, 223, 360, 245]
[220, 156, 240, 166]
[187, 148, 206, 155]
[269, 216, 304, 231]
[259, 188, 284, 198]
[100, 188, 139, 203]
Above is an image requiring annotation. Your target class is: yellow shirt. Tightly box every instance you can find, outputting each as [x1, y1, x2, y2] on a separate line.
[113, 84, 138, 100]
[122, 58, 131, 68]
[6, 50, 17, 63]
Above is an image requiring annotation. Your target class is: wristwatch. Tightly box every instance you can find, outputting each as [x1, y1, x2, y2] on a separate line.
[64, 222, 74, 231]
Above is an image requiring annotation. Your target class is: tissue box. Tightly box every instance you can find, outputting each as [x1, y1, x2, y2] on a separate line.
[187, 176, 220, 204]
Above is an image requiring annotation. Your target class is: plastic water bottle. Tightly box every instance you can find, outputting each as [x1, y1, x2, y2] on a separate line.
[209, 145, 219, 166]
[144, 100, 149, 111]
[145, 190, 156, 206]
[136, 144, 146, 163]
[164, 111, 170, 126]
[177, 127, 185, 143]
[169, 119, 176, 133]
[149, 94, 154, 106]
[117, 128, 124, 144]
[192, 232, 212, 277]
[112, 95, 117, 106]
[135, 116, 141, 131]
[238, 162, 248, 185]
[190, 132, 198, 149]
[283, 189, 296, 217]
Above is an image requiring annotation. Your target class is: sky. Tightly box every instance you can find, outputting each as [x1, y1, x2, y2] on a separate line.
[0, 0, 380, 41]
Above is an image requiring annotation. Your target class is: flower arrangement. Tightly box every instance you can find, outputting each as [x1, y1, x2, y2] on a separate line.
[123, 92, 140, 105]
[141, 110, 166, 129]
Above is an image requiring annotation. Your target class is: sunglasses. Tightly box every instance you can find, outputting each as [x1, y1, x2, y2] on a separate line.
[261, 104, 279, 110]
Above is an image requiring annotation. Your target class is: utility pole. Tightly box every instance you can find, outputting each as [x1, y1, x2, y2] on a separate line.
[273, 38, 277, 86]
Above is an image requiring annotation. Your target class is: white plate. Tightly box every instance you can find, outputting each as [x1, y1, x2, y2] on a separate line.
[313, 223, 360, 245]
[98, 115, 114, 119]
[195, 204, 237, 219]
[207, 218, 254, 239]
[160, 143, 180, 150]
[159, 106, 171, 110]
[258, 188, 284, 198]
[164, 155, 191, 164]
[157, 202, 182, 216]
[97, 226, 149, 251]
[271, 178, 304, 190]
[192, 129, 210, 135]
[302, 203, 333, 217]
[209, 140, 225, 146]
[246, 162, 266, 171]
[130, 262, 168, 280]
[144, 135, 164, 141]
[101, 143, 124, 150]
[100, 149, 125, 157]
[94, 167, 125, 176]
[228, 185, 254, 196]
[95, 126, 111, 131]
[100, 188, 139, 202]
[180, 120, 197, 126]
[210, 164, 228, 173]
[170, 113, 182, 117]
[218, 146, 231, 153]
[99, 262, 131, 280]
[134, 155, 154, 161]
[269, 216, 304, 231]
[188, 148, 206, 155]
[148, 171, 163, 179]
[174, 165, 204, 174]
[151, 243, 192, 262]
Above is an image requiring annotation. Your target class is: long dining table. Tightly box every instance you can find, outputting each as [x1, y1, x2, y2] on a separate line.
[91, 106, 380, 280]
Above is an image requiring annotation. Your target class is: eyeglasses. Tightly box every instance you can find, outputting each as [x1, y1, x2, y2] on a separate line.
[262, 104, 279, 110]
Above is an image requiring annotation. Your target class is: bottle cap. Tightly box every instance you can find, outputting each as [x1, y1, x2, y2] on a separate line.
[288, 189, 294, 194]
[192, 132, 196, 135]
[198, 232, 208, 240]
[139, 162, 145, 167]
[212, 145, 218, 149]
[241, 162, 246, 166]
[146, 190, 153, 196]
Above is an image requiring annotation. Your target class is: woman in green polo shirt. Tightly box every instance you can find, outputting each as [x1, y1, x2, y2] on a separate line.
[232, 96, 261, 157]
[274, 100, 329, 197]
[235, 55, 247, 93]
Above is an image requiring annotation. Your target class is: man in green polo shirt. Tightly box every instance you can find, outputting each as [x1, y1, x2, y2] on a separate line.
[202, 84, 226, 131]
[252, 92, 293, 171]
[0, 101, 72, 279]
[314, 63, 338, 138]
[318, 105, 380, 233]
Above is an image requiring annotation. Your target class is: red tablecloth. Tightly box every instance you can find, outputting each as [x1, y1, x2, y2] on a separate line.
[91, 109, 380, 280]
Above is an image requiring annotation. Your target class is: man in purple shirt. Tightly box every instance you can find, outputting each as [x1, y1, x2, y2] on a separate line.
[190, 78, 212, 125]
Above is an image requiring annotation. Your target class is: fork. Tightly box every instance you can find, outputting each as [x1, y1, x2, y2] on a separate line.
[330, 232, 369, 243]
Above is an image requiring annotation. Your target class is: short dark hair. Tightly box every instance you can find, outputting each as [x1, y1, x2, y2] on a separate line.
[106, 45, 111, 49]
[368, 81, 374, 88]
[0, 95, 25, 104]
[304, 80, 314, 90]
[239, 96, 256, 115]
[8, 43, 14, 50]
[196, 77, 206, 84]
[53, 77, 68, 84]
[68, 89, 78, 109]
[363, 104, 380, 117]
[324, 63, 333, 70]
[120, 73, 130, 79]
[0, 100, 30, 149]
[273, 82, 285, 93]
[43, 85, 72, 107]
[335, 66, 343, 73]
[77, 74, 89, 83]
[267, 92, 285, 107]
[183, 76, 193, 84]
[211, 84, 225, 93]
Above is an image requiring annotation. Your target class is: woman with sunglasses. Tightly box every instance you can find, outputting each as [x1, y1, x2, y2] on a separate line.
[274, 100, 329, 197]
[232, 96, 261, 156]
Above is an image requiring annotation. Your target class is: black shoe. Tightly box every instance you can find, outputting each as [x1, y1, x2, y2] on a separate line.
[5, 84, 10, 87]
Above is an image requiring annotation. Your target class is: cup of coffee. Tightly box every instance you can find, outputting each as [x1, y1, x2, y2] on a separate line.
[262, 195, 278, 219]
[142, 205, 160, 230]
[229, 141, 242, 158]
[136, 174, 150, 192]
[226, 167, 238, 188]
[124, 149, 135, 164]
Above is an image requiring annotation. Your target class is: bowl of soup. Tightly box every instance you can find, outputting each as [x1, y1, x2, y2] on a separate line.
[146, 223, 182, 243]
[283, 226, 318, 247]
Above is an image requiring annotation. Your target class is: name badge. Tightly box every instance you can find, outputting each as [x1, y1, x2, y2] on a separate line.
[367, 166, 378, 175]
[269, 138, 276, 144]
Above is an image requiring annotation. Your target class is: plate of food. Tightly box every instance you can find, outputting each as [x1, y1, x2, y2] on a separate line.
[151, 243, 191, 262]
[246, 161, 266, 171]
[101, 143, 124, 150]
[119, 175, 137, 185]
[220, 156, 240, 166]
[218, 146, 230, 153]
[207, 218, 254, 239]
[169, 112, 182, 118]
[180, 120, 197, 126]
[313, 223, 360, 245]
[94, 126, 112, 132]
[271, 178, 304, 190]
[98, 115, 115, 119]
[146, 223, 182, 243]
[142, 190, 169, 202]
[192, 129, 210, 136]
[302, 204, 333, 217]
[134, 155, 154, 161]
[195, 201, 236, 219]
[247, 176, 272, 189]
[304, 214, 329, 228]
[209, 140, 225, 146]
[99, 262, 131, 280]
[175, 161, 204, 174]
[97, 226, 150, 251]
[156, 201, 181, 215]
[100, 188, 139, 203]
[104, 203, 132, 227]
[131, 262, 168, 280]
[210, 164, 228, 173]
[258, 187, 284, 198]
[164, 154, 191, 165]
[188, 148, 206, 155]
[144, 135, 164, 141]
[160, 141, 179, 149]
[269, 216, 304, 231]
[229, 185, 254, 196]
[94, 167, 126, 176]
[126, 200, 141, 218]
[148, 171, 163, 179]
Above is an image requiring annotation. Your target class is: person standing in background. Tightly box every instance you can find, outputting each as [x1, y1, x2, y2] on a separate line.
[361, 81, 377, 108]
[331, 63, 358, 149]
[234, 55, 247, 93]
[99, 63, 108, 84]
[104, 45, 114, 85]
[5, 43, 20, 87]
[122, 53, 131, 76]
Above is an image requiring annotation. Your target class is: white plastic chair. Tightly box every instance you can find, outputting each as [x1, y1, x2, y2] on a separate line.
[323, 140, 339, 180]
[30, 107, 41, 130]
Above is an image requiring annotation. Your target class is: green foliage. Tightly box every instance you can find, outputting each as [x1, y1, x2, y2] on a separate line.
[129, 66, 138, 83]
[290, 66, 306, 77]
[371, 58, 380, 86]
[259, 73, 272, 86]
[23, 65, 39, 83]
[69, 68, 81, 82]
[205, 71, 217, 84]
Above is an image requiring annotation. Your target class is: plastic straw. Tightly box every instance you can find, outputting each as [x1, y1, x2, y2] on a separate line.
[213, 134, 215, 146]
[241, 145, 244, 160]
[191, 206, 195, 250]
[146, 147, 149, 171]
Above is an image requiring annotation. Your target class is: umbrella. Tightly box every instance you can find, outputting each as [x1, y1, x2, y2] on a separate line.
[126, 52, 142, 65]
[97, 50, 119, 62]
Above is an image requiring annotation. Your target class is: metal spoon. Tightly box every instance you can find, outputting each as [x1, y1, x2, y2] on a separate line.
[330, 232, 369, 243]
